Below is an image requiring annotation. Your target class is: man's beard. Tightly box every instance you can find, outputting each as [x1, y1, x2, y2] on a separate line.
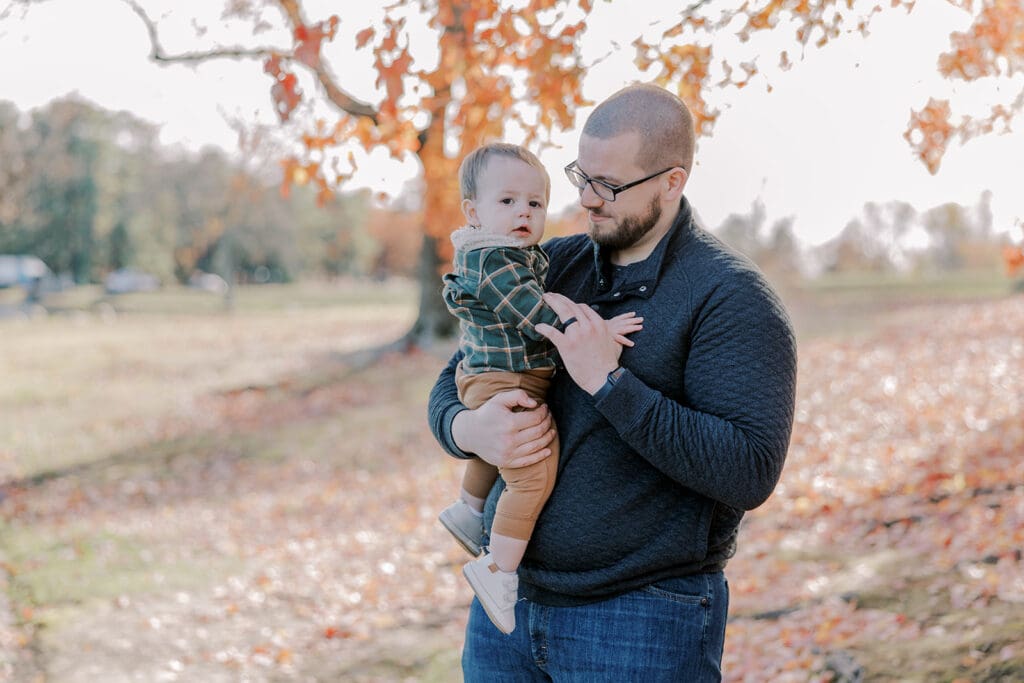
[588, 194, 662, 252]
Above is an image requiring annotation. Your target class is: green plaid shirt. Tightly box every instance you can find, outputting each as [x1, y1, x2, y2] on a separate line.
[442, 227, 561, 374]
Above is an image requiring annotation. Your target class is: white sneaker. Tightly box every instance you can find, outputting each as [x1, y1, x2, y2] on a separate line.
[463, 553, 518, 634]
[438, 499, 484, 556]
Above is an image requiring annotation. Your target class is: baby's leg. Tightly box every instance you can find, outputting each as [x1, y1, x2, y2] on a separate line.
[461, 458, 498, 513]
[489, 428, 559, 572]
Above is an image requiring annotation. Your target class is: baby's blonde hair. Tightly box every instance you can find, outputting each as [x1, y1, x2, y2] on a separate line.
[459, 143, 551, 202]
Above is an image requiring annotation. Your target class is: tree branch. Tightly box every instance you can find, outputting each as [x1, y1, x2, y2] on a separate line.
[0, 0, 42, 22]
[123, 0, 378, 123]
[684, 0, 715, 16]
[123, 0, 281, 63]
[313, 69, 378, 123]
[274, 0, 378, 123]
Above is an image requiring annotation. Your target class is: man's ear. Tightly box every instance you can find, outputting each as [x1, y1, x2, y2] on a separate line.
[461, 198, 479, 226]
[661, 167, 689, 202]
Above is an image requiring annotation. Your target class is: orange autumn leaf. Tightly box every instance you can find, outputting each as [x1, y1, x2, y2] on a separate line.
[663, 22, 684, 39]
[1003, 244, 1024, 276]
[293, 26, 322, 68]
[379, 16, 403, 52]
[375, 49, 413, 107]
[263, 53, 282, 77]
[904, 97, 953, 174]
[355, 27, 375, 49]
[243, 0, 1024, 283]
[292, 16, 339, 68]
[271, 80, 301, 122]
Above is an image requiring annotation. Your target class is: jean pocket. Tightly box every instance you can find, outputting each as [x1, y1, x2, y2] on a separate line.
[641, 575, 713, 606]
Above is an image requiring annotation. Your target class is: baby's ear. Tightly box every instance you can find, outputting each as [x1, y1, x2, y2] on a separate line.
[461, 198, 479, 226]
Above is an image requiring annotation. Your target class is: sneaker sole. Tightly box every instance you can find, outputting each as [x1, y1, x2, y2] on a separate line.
[463, 564, 515, 634]
[438, 511, 482, 557]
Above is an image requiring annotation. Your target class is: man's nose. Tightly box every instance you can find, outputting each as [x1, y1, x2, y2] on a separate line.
[579, 182, 604, 209]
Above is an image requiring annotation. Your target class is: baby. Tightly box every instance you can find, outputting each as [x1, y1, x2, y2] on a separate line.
[438, 142, 641, 633]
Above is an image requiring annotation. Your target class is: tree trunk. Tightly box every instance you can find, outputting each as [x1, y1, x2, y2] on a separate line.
[407, 232, 456, 346]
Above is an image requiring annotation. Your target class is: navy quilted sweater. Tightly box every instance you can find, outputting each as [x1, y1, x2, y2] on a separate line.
[428, 196, 798, 606]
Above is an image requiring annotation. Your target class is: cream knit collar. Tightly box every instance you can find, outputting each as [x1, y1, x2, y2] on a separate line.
[450, 225, 532, 253]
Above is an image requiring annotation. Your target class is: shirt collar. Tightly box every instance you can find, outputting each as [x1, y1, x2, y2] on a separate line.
[590, 195, 695, 300]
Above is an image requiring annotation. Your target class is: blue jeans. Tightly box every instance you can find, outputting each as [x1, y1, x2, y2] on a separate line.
[463, 572, 728, 682]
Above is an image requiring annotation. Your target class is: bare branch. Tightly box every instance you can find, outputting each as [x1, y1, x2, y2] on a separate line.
[123, 0, 281, 63]
[0, 0, 48, 22]
[683, 0, 715, 16]
[313, 69, 378, 123]
[123, 0, 378, 123]
[274, 0, 378, 123]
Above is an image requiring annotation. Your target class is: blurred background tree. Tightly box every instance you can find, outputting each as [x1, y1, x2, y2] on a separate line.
[2, 0, 1022, 324]
[0, 96, 381, 290]
[121, 0, 1022, 342]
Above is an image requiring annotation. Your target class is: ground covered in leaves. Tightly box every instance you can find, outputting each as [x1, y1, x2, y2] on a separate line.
[1, 291, 1022, 682]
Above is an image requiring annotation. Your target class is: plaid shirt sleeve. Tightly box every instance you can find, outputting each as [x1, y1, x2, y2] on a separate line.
[476, 247, 561, 341]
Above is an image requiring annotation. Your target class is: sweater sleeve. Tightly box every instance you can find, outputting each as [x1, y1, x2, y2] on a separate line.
[476, 248, 561, 340]
[426, 349, 475, 460]
[594, 269, 797, 511]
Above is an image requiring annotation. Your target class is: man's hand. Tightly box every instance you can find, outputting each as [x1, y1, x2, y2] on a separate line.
[451, 390, 556, 469]
[536, 292, 638, 395]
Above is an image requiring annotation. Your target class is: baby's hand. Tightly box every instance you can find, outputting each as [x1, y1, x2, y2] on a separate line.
[606, 311, 644, 347]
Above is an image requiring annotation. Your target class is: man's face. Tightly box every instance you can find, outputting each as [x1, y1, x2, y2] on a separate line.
[462, 156, 548, 246]
[575, 132, 664, 253]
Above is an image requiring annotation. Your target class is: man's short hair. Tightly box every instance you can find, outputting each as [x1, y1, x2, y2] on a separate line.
[582, 84, 695, 174]
[459, 143, 551, 202]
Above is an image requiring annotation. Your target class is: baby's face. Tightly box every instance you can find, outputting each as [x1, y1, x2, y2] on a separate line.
[463, 156, 547, 246]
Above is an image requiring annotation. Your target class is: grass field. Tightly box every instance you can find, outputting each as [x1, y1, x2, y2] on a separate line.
[0, 280, 417, 479]
[1, 274, 1021, 682]
[779, 268, 1014, 340]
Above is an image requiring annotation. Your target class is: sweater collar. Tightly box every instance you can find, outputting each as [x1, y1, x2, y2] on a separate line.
[450, 225, 532, 254]
[590, 195, 696, 299]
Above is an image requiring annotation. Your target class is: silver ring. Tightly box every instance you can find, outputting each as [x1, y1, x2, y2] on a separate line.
[563, 317, 578, 328]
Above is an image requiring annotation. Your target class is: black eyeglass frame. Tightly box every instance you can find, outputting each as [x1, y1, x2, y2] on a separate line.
[563, 162, 683, 202]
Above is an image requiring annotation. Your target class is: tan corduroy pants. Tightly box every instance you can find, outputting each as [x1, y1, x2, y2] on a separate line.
[456, 366, 559, 541]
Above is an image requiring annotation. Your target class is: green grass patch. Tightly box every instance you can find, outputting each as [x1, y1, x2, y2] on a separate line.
[0, 283, 416, 480]
[800, 268, 1010, 301]
[3, 522, 238, 619]
[38, 279, 417, 316]
[782, 269, 1015, 340]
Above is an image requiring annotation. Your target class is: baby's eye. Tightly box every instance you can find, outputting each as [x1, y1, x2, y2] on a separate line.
[530, 201, 543, 208]
[500, 198, 514, 205]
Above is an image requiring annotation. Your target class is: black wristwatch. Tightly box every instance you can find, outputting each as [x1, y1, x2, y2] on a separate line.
[592, 366, 625, 401]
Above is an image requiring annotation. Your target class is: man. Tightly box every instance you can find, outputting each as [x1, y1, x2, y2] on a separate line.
[428, 83, 798, 681]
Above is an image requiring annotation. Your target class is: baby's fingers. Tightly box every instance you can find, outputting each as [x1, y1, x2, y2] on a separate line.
[609, 321, 644, 335]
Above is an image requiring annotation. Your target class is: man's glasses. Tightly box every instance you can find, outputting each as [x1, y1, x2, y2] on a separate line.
[564, 162, 682, 202]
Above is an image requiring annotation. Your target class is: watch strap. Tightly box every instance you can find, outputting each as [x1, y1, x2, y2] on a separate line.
[592, 366, 625, 402]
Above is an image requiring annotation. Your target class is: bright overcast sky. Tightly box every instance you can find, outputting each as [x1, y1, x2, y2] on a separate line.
[2, 0, 1022, 248]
